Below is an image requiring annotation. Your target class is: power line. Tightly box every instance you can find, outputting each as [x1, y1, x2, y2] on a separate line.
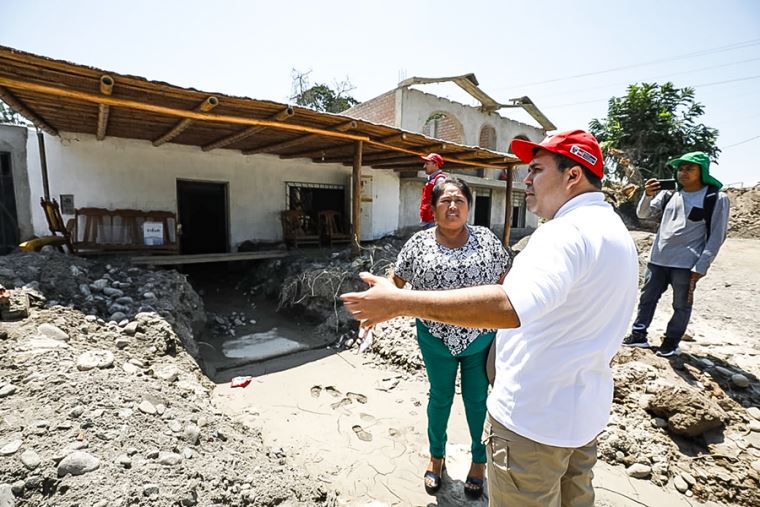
[545, 74, 760, 109]
[537, 56, 760, 100]
[723, 135, 760, 149]
[496, 38, 760, 90]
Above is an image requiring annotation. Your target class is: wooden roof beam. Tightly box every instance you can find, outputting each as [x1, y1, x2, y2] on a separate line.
[279, 132, 409, 160]
[202, 106, 294, 151]
[96, 75, 113, 141]
[244, 120, 357, 155]
[0, 86, 58, 136]
[153, 96, 219, 146]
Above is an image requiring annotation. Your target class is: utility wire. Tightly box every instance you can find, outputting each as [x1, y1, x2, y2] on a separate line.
[723, 135, 760, 149]
[496, 38, 760, 89]
[546, 74, 760, 108]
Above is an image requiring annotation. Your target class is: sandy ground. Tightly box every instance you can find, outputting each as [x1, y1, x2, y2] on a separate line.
[211, 237, 759, 506]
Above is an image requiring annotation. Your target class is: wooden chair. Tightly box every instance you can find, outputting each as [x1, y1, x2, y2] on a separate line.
[318, 210, 352, 247]
[280, 210, 320, 248]
[19, 198, 76, 253]
[74, 207, 112, 250]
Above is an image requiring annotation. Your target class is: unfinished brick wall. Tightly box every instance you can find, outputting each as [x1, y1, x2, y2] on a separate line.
[343, 90, 396, 126]
[479, 125, 497, 150]
[422, 113, 465, 144]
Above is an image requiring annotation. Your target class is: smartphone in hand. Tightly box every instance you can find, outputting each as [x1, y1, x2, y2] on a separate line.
[657, 179, 677, 190]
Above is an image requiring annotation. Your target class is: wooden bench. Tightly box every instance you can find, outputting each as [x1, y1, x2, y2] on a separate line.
[19, 199, 178, 255]
[280, 210, 321, 248]
[318, 210, 352, 247]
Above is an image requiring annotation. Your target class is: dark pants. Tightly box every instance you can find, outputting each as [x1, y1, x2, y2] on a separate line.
[632, 263, 693, 347]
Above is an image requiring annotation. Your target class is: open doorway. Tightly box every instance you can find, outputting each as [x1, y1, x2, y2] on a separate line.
[0, 151, 19, 254]
[474, 189, 491, 227]
[177, 179, 229, 255]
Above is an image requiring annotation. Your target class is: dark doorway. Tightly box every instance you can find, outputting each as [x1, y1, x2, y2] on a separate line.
[177, 180, 228, 255]
[474, 191, 491, 227]
[0, 152, 19, 254]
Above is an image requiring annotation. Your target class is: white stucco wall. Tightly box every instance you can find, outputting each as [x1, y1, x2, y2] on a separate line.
[24, 132, 399, 247]
[0, 124, 33, 241]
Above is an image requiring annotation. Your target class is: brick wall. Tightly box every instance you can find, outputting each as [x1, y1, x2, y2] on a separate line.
[343, 90, 396, 126]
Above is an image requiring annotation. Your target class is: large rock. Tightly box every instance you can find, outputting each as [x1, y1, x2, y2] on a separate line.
[57, 451, 100, 477]
[647, 386, 728, 437]
[76, 350, 115, 370]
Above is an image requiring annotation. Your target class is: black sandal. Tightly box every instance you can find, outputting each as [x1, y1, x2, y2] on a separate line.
[424, 458, 445, 495]
[464, 476, 484, 499]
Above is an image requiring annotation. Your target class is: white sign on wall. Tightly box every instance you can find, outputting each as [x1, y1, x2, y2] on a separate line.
[143, 221, 164, 246]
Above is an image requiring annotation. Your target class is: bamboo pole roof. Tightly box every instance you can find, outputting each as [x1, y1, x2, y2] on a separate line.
[0, 46, 520, 171]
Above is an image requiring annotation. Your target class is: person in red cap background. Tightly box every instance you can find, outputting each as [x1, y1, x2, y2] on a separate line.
[419, 153, 447, 229]
[341, 130, 639, 506]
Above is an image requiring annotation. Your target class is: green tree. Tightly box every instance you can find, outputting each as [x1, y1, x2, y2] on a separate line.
[589, 82, 719, 182]
[290, 69, 360, 113]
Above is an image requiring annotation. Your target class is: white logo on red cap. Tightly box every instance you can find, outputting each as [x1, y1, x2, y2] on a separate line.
[570, 145, 598, 166]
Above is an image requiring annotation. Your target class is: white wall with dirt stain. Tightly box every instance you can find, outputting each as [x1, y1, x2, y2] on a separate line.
[23, 132, 401, 248]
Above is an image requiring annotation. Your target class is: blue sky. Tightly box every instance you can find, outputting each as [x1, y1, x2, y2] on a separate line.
[1, 0, 758, 185]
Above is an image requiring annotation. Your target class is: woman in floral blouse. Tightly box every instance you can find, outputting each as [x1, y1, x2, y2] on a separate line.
[392, 178, 511, 499]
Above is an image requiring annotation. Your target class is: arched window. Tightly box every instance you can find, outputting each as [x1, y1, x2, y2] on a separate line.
[479, 125, 497, 151]
[422, 112, 465, 144]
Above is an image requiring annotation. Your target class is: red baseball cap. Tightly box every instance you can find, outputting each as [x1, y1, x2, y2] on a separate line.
[421, 153, 444, 168]
[510, 130, 604, 179]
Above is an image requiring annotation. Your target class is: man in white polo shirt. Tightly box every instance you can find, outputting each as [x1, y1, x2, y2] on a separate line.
[341, 129, 639, 506]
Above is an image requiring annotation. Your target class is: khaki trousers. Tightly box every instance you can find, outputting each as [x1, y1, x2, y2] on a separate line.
[484, 414, 596, 507]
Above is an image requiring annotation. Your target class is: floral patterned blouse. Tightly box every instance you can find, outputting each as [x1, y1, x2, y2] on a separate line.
[394, 225, 512, 355]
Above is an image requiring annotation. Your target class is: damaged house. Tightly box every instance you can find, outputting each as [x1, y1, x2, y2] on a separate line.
[0, 47, 546, 258]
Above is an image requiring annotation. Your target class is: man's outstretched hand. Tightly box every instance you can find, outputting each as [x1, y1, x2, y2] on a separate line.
[340, 272, 402, 327]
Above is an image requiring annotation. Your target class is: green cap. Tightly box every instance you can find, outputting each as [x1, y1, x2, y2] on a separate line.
[667, 151, 723, 189]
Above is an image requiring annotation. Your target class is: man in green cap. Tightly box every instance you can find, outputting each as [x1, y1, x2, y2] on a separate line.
[623, 151, 730, 356]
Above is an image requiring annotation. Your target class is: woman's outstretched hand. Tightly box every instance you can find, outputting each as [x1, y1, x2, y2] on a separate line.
[340, 272, 402, 327]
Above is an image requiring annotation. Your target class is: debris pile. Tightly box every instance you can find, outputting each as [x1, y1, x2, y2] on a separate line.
[726, 185, 760, 238]
[0, 251, 333, 506]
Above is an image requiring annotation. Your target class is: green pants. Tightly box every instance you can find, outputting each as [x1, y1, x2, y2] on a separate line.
[416, 320, 494, 463]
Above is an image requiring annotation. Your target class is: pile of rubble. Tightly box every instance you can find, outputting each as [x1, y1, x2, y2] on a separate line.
[726, 185, 760, 238]
[0, 251, 333, 506]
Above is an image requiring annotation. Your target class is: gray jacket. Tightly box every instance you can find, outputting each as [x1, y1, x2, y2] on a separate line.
[637, 187, 730, 274]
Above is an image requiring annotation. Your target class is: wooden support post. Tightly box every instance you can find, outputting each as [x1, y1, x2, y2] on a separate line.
[96, 75, 113, 140]
[153, 96, 219, 146]
[503, 167, 513, 247]
[0, 86, 58, 136]
[351, 140, 363, 257]
[37, 130, 50, 200]
[202, 106, 294, 151]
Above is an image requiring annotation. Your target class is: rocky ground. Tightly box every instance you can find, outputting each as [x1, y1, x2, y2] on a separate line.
[0, 253, 333, 506]
[2, 185, 759, 506]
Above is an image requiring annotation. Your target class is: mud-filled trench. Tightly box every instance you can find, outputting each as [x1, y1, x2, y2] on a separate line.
[183, 263, 339, 381]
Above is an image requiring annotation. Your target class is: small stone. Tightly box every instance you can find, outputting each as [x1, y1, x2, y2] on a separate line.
[751, 460, 760, 473]
[0, 484, 14, 506]
[85, 315, 98, 322]
[25, 475, 42, 490]
[652, 417, 668, 428]
[626, 463, 651, 479]
[157, 451, 182, 466]
[143, 483, 159, 496]
[138, 400, 156, 415]
[715, 366, 733, 377]
[103, 287, 124, 298]
[116, 296, 134, 305]
[115, 338, 130, 349]
[698, 358, 714, 368]
[123, 362, 139, 374]
[674, 475, 689, 493]
[143, 292, 156, 300]
[748, 407, 760, 421]
[168, 420, 182, 433]
[70, 406, 85, 418]
[0, 384, 16, 398]
[109, 312, 127, 322]
[79, 284, 92, 297]
[124, 322, 139, 336]
[731, 374, 750, 388]
[154, 365, 179, 382]
[117, 408, 133, 419]
[155, 404, 166, 415]
[117, 454, 132, 468]
[91, 279, 109, 291]
[20, 449, 41, 470]
[681, 472, 696, 485]
[37, 323, 69, 341]
[0, 439, 22, 455]
[77, 350, 115, 370]
[10, 480, 24, 495]
[182, 447, 193, 459]
[749, 420, 760, 432]
[118, 319, 129, 328]
[183, 425, 201, 445]
[57, 451, 100, 477]
[127, 447, 138, 456]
